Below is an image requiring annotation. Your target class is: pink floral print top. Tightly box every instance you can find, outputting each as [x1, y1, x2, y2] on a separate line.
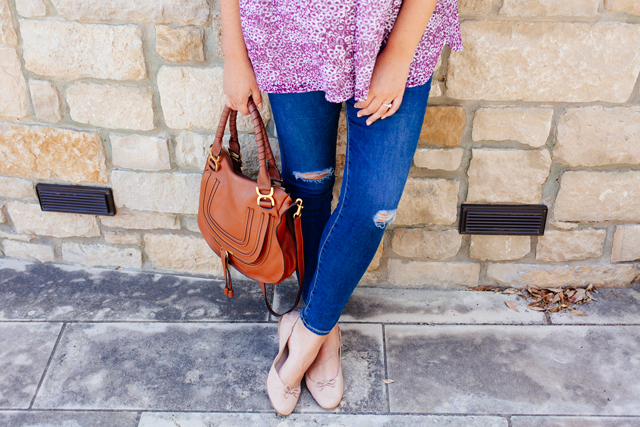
[239, 0, 463, 103]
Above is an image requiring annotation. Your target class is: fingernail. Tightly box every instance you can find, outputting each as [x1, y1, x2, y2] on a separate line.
[366, 121, 371, 126]
[357, 113, 362, 117]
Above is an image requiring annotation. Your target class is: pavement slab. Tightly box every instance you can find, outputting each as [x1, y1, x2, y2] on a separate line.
[0, 410, 140, 427]
[386, 325, 640, 415]
[0, 259, 268, 322]
[33, 322, 278, 411]
[139, 412, 508, 426]
[273, 283, 546, 324]
[298, 324, 386, 413]
[0, 323, 62, 409]
[550, 286, 640, 325]
[511, 416, 640, 427]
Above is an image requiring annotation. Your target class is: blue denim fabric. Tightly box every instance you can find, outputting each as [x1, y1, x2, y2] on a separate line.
[268, 77, 432, 335]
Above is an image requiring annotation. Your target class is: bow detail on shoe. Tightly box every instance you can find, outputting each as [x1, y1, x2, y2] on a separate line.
[314, 378, 336, 391]
[284, 385, 300, 398]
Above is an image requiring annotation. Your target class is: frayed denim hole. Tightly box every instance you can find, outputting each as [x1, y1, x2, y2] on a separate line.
[292, 167, 334, 183]
[373, 209, 397, 229]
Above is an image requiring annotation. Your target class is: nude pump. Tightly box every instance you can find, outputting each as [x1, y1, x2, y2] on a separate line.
[266, 311, 302, 416]
[304, 325, 344, 410]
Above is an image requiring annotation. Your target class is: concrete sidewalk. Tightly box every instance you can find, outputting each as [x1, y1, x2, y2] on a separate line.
[1, 258, 639, 427]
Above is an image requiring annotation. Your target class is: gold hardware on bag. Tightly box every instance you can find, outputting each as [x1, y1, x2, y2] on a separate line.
[293, 198, 303, 219]
[229, 150, 243, 167]
[208, 149, 220, 172]
[256, 187, 275, 208]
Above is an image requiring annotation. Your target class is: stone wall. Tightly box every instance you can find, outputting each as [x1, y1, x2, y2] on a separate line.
[1, 0, 639, 288]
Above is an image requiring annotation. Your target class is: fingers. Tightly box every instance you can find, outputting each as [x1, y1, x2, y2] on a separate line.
[356, 96, 380, 119]
[381, 95, 402, 120]
[250, 86, 264, 110]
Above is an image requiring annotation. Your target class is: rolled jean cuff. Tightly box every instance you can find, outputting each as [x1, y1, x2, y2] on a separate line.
[300, 311, 331, 336]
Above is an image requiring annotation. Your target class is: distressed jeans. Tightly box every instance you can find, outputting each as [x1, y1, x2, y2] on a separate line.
[268, 77, 432, 335]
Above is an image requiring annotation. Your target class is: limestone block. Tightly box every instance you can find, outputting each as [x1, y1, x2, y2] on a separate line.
[8, 202, 100, 238]
[448, 21, 640, 103]
[536, 229, 606, 262]
[175, 131, 215, 168]
[0, 202, 5, 223]
[156, 25, 205, 62]
[612, 225, 640, 263]
[100, 211, 180, 230]
[104, 231, 141, 245]
[110, 170, 200, 214]
[470, 235, 531, 261]
[395, 178, 459, 226]
[28, 80, 62, 123]
[183, 215, 200, 232]
[554, 107, 640, 167]
[420, 106, 466, 146]
[110, 134, 170, 171]
[457, 0, 492, 15]
[466, 149, 552, 204]
[393, 229, 462, 260]
[487, 263, 640, 288]
[500, 0, 599, 17]
[555, 171, 640, 222]
[472, 107, 553, 148]
[367, 240, 384, 271]
[20, 19, 146, 80]
[2, 240, 54, 262]
[0, 122, 108, 184]
[413, 148, 464, 171]
[15, 0, 46, 17]
[0, 48, 28, 119]
[387, 259, 480, 288]
[0, 177, 36, 199]
[144, 234, 223, 275]
[62, 242, 142, 269]
[50, 0, 211, 25]
[157, 65, 271, 132]
[67, 83, 154, 131]
[551, 221, 578, 230]
[605, 0, 640, 15]
[0, 230, 33, 241]
[0, 0, 18, 46]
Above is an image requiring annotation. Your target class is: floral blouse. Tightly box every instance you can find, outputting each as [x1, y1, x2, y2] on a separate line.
[239, 0, 463, 103]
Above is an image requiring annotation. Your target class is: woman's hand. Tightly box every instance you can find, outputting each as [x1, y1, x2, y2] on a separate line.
[355, 0, 438, 126]
[223, 54, 263, 116]
[354, 47, 411, 126]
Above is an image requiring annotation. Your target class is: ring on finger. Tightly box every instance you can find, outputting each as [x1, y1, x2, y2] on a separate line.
[382, 102, 393, 109]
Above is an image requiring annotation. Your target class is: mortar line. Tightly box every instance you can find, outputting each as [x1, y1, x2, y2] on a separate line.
[29, 322, 66, 410]
[1, 319, 638, 326]
[2, 408, 639, 418]
[382, 324, 391, 414]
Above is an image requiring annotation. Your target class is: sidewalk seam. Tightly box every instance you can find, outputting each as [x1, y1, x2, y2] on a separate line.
[28, 322, 66, 410]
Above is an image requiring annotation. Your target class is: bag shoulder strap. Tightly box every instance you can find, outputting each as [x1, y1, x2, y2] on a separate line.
[258, 213, 304, 317]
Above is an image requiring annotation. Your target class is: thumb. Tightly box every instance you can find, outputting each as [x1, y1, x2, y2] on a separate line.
[251, 87, 263, 109]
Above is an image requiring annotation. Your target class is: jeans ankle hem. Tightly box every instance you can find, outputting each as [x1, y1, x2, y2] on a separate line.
[300, 312, 331, 336]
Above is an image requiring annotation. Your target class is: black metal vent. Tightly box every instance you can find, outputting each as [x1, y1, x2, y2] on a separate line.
[36, 183, 116, 216]
[459, 204, 547, 235]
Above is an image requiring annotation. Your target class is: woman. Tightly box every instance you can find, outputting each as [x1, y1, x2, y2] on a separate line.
[220, 0, 463, 416]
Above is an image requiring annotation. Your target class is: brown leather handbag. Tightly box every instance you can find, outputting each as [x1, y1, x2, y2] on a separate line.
[197, 95, 304, 316]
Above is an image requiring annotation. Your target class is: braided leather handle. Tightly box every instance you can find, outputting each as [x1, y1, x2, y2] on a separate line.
[212, 97, 281, 184]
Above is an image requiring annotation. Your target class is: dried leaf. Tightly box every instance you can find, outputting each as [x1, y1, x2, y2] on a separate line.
[547, 287, 563, 293]
[471, 286, 493, 291]
[505, 301, 519, 312]
[573, 289, 586, 302]
[549, 306, 560, 312]
[569, 309, 588, 316]
[586, 284, 594, 291]
[529, 306, 545, 311]
[383, 379, 395, 384]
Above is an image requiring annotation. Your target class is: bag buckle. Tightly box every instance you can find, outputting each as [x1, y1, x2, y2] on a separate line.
[256, 187, 275, 208]
[208, 149, 220, 172]
[229, 150, 243, 167]
[293, 198, 303, 219]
